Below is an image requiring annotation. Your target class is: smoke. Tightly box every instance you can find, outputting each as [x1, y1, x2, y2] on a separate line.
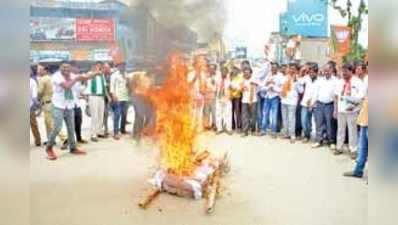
[126, 0, 226, 42]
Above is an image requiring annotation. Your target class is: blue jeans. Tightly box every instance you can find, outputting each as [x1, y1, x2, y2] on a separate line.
[261, 96, 280, 133]
[314, 102, 335, 144]
[47, 106, 76, 150]
[111, 101, 127, 135]
[256, 94, 265, 131]
[301, 106, 313, 139]
[354, 127, 368, 176]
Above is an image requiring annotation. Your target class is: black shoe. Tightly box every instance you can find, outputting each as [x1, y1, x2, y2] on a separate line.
[35, 142, 41, 147]
[343, 171, 363, 178]
[241, 132, 249, 137]
[61, 140, 68, 150]
[333, 150, 343, 155]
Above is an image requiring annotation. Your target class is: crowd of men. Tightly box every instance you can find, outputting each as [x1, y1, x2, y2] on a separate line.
[30, 57, 368, 179]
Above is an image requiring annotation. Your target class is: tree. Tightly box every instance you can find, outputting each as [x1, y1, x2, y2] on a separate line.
[326, 0, 368, 62]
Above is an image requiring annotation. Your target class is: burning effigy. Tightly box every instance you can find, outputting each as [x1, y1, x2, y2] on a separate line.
[136, 53, 230, 213]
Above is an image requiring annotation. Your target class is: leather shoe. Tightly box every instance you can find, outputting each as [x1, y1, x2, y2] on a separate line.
[343, 171, 363, 178]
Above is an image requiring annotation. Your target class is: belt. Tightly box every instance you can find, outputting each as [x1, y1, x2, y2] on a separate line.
[318, 101, 333, 105]
[44, 100, 52, 104]
[90, 94, 105, 97]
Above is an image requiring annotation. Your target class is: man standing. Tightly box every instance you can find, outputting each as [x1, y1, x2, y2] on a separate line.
[109, 62, 130, 140]
[86, 61, 107, 142]
[103, 63, 113, 137]
[70, 61, 87, 144]
[203, 64, 218, 130]
[215, 67, 233, 135]
[343, 96, 368, 178]
[230, 66, 243, 133]
[299, 63, 318, 143]
[311, 62, 338, 149]
[260, 62, 285, 138]
[30, 73, 41, 146]
[46, 61, 86, 160]
[241, 67, 258, 137]
[37, 64, 67, 145]
[334, 63, 365, 157]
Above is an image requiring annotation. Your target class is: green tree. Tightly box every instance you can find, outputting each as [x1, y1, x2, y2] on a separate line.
[326, 0, 368, 62]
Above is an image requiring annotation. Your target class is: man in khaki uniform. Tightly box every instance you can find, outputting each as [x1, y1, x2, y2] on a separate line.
[37, 64, 66, 143]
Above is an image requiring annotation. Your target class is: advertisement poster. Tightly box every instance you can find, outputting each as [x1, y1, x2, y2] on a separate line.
[76, 19, 115, 42]
[30, 17, 76, 41]
[331, 25, 352, 55]
[30, 50, 71, 63]
[280, 0, 328, 37]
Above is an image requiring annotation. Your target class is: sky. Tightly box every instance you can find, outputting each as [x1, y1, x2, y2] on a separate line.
[63, 0, 368, 55]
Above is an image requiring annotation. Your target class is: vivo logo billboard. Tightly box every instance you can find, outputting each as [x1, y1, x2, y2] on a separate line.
[280, 0, 328, 37]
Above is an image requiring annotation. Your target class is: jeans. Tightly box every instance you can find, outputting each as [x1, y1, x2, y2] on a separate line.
[261, 96, 280, 133]
[103, 100, 110, 134]
[314, 102, 335, 144]
[121, 102, 129, 133]
[47, 107, 76, 150]
[256, 94, 265, 131]
[281, 104, 297, 138]
[301, 106, 313, 139]
[111, 101, 127, 135]
[131, 95, 155, 141]
[242, 103, 257, 133]
[295, 104, 302, 137]
[74, 107, 83, 142]
[354, 127, 368, 176]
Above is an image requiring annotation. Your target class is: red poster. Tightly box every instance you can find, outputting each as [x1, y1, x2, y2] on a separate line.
[331, 25, 351, 55]
[76, 18, 115, 42]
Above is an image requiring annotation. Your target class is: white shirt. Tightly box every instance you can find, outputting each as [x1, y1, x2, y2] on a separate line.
[110, 71, 129, 101]
[72, 81, 84, 108]
[335, 76, 365, 113]
[312, 75, 338, 104]
[252, 61, 270, 95]
[30, 78, 38, 108]
[51, 71, 79, 110]
[300, 75, 317, 107]
[281, 79, 303, 106]
[264, 73, 285, 99]
[241, 78, 258, 104]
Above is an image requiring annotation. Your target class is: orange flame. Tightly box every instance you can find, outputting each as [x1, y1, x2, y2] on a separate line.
[145, 52, 197, 176]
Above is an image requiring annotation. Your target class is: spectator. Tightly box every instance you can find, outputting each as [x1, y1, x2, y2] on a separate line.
[109, 62, 130, 140]
[299, 63, 318, 143]
[230, 66, 243, 132]
[215, 67, 233, 135]
[334, 63, 365, 157]
[30, 68, 41, 147]
[312, 62, 338, 149]
[203, 64, 218, 130]
[260, 62, 284, 138]
[86, 61, 107, 142]
[280, 63, 303, 143]
[241, 67, 258, 137]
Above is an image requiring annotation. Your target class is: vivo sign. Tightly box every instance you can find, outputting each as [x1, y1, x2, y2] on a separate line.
[292, 13, 325, 25]
[281, 0, 328, 37]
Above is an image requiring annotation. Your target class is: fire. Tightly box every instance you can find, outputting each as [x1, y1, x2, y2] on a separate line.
[144, 53, 197, 177]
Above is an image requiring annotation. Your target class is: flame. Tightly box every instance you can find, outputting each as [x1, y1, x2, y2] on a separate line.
[144, 52, 197, 177]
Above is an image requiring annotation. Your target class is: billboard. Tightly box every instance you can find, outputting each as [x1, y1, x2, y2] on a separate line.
[280, 0, 328, 37]
[30, 50, 71, 63]
[30, 18, 76, 41]
[76, 19, 115, 42]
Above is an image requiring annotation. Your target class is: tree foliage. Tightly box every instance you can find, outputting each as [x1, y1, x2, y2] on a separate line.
[326, 0, 368, 62]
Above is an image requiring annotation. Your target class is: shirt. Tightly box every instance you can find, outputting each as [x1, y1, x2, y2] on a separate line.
[86, 74, 106, 96]
[110, 71, 129, 102]
[72, 81, 84, 108]
[300, 75, 317, 107]
[51, 71, 78, 110]
[281, 78, 303, 106]
[215, 75, 231, 102]
[335, 76, 365, 113]
[264, 73, 285, 99]
[30, 77, 38, 108]
[312, 75, 338, 104]
[37, 74, 53, 103]
[357, 97, 368, 127]
[241, 78, 258, 104]
[252, 62, 270, 96]
[204, 73, 217, 102]
[187, 70, 207, 101]
[230, 74, 244, 98]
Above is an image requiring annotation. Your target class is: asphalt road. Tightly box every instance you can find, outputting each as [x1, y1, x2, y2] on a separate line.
[30, 111, 367, 225]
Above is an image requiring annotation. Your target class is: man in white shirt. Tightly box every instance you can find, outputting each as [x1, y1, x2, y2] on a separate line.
[299, 63, 318, 142]
[260, 62, 285, 137]
[334, 63, 365, 156]
[46, 61, 87, 160]
[109, 62, 130, 140]
[215, 66, 233, 135]
[311, 62, 338, 149]
[253, 59, 270, 133]
[241, 67, 258, 137]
